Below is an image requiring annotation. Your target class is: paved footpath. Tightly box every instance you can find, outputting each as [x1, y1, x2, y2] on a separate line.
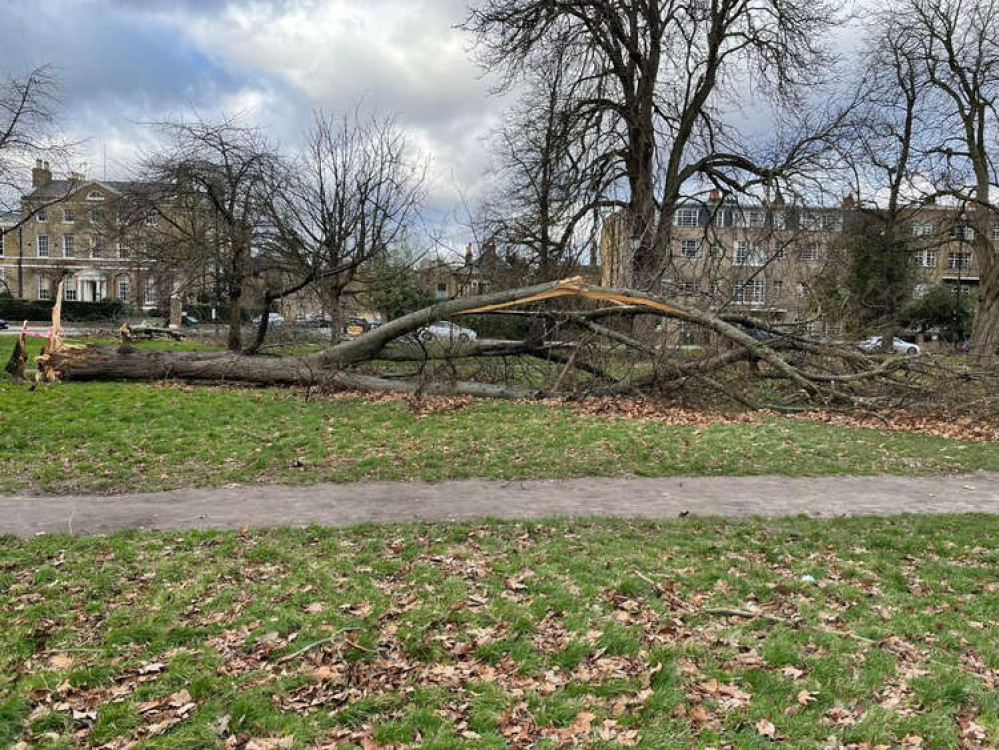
[2, 473, 999, 537]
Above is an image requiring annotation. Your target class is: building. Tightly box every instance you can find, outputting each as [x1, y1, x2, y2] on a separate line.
[0, 160, 172, 308]
[420, 242, 600, 301]
[600, 193, 987, 339]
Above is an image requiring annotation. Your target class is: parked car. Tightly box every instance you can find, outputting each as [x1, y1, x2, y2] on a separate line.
[0, 319, 8, 331]
[252, 312, 285, 327]
[414, 320, 478, 343]
[180, 312, 199, 328]
[858, 336, 920, 355]
[345, 316, 370, 337]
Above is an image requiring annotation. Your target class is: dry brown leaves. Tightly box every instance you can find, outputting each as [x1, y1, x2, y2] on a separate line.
[791, 409, 999, 443]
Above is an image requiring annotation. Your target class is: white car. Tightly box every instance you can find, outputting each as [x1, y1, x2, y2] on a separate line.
[252, 312, 285, 327]
[858, 336, 920, 355]
[416, 320, 478, 343]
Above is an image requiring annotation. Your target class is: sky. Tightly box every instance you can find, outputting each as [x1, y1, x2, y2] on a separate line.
[0, 0, 866, 253]
[0, 0, 502, 251]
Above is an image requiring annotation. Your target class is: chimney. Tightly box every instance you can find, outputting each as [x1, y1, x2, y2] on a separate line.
[69, 170, 85, 182]
[841, 194, 855, 210]
[709, 189, 721, 202]
[465, 243, 474, 265]
[32, 159, 52, 188]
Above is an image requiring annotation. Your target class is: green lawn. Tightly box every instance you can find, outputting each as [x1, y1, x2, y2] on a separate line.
[1, 516, 995, 748]
[2, 381, 999, 494]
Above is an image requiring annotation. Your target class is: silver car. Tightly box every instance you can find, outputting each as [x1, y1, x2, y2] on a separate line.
[416, 320, 478, 343]
[858, 336, 920, 355]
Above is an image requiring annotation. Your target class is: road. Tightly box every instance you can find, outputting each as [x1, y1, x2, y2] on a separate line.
[2, 473, 998, 537]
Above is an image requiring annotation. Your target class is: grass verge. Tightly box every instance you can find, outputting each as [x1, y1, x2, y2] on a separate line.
[2, 381, 999, 494]
[1, 515, 995, 748]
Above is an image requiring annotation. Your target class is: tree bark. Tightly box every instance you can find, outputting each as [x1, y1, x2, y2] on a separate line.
[35, 277, 895, 406]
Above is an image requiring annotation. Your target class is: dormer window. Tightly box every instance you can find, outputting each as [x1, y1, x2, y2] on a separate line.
[86, 190, 104, 201]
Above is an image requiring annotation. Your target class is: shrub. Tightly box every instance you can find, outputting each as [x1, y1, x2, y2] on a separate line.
[0, 298, 126, 322]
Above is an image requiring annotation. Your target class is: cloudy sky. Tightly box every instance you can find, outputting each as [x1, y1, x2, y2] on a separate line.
[1, 0, 867, 250]
[1, 0, 502, 249]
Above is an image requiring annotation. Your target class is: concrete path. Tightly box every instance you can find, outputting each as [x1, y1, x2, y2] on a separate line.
[2, 473, 999, 537]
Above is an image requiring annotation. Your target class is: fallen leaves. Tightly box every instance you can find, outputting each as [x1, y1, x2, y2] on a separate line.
[798, 689, 818, 706]
[6, 519, 998, 749]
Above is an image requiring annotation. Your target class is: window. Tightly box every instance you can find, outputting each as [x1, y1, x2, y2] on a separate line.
[774, 244, 787, 260]
[913, 222, 934, 236]
[89, 210, 103, 225]
[734, 279, 767, 306]
[709, 243, 725, 258]
[948, 251, 972, 270]
[37, 234, 49, 257]
[799, 212, 842, 232]
[63, 235, 75, 258]
[680, 239, 701, 258]
[772, 279, 783, 296]
[64, 282, 77, 301]
[951, 224, 974, 241]
[0, 230, 4, 256]
[435, 282, 448, 299]
[733, 241, 767, 267]
[62, 208, 75, 224]
[144, 278, 157, 304]
[992, 226, 999, 241]
[798, 243, 819, 261]
[118, 242, 128, 260]
[90, 237, 101, 259]
[799, 212, 822, 231]
[772, 211, 787, 230]
[36, 208, 47, 223]
[117, 277, 129, 302]
[796, 282, 809, 297]
[86, 190, 104, 201]
[38, 278, 50, 300]
[744, 210, 766, 228]
[145, 213, 158, 226]
[915, 249, 938, 268]
[679, 281, 698, 295]
[674, 207, 700, 227]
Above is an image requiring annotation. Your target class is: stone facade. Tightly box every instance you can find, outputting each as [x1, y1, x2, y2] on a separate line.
[600, 196, 986, 338]
[0, 160, 171, 308]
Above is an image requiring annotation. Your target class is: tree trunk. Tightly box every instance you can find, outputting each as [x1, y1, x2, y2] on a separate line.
[246, 298, 272, 354]
[34, 278, 888, 407]
[970, 269, 999, 367]
[227, 288, 243, 351]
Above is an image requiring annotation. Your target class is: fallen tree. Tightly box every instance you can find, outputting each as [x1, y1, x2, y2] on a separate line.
[33, 277, 923, 410]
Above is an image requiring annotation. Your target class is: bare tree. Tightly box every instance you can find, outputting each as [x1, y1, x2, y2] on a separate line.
[464, 0, 848, 289]
[0, 65, 77, 277]
[832, 14, 934, 349]
[482, 39, 618, 284]
[253, 109, 425, 349]
[137, 115, 278, 350]
[889, 0, 999, 365]
[0, 66, 64, 201]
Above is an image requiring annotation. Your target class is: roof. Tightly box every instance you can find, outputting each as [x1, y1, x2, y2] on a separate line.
[0, 210, 20, 225]
[22, 179, 166, 202]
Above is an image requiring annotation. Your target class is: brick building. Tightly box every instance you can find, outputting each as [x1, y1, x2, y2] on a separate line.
[600, 194, 985, 339]
[0, 160, 174, 308]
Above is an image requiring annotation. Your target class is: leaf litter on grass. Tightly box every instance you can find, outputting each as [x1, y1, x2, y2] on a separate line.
[2, 516, 997, 748]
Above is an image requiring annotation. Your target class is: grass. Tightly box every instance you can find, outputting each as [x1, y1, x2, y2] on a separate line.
[0, 515, 995, 748]
[2, 380, 999, 494]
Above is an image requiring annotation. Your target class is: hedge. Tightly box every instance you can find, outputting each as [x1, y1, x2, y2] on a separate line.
[0, 298, 126, 322]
